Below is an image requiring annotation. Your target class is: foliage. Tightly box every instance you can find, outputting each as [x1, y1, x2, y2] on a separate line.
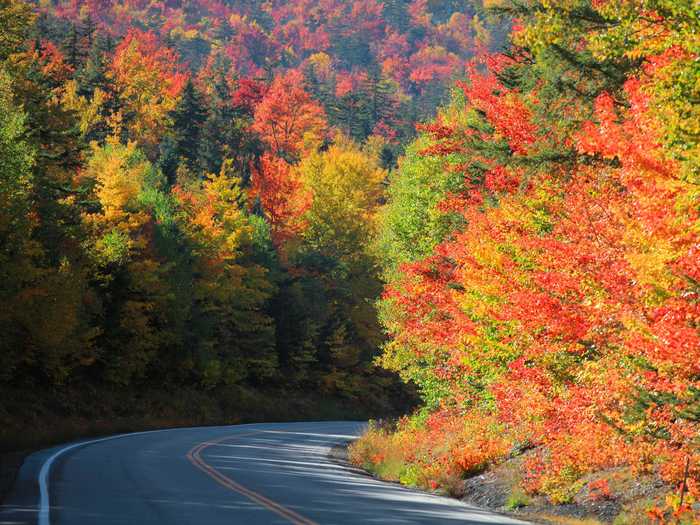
[353, 0, 700, 517]
[2, 0, 457, 418]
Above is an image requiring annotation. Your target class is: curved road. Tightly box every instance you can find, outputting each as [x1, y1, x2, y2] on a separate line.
[0, 421, 530, 525]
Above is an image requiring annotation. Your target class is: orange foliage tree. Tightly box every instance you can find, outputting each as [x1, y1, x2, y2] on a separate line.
[252, 69, 327, 160]
[109, 29, 187, 155]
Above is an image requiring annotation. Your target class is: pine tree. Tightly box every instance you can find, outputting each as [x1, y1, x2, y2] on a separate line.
[81, 13, 96, 50]
[63, 23, 81, 70]
[77, 33, 116, 143]
[381, 0, 411, 31]
[171, 79, 206, 173]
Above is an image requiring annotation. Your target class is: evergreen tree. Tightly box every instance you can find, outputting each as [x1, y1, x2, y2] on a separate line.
[63, 23, 81, 70]
[77, 33, 116, 143]
[381, 0, 411, 31]
[171, 78, 206, 173]
[199, 54, 261, 183]
[81, 13, 96, 50]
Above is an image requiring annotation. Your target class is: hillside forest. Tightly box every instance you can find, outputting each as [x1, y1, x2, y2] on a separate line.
[0, 0, 490, 446]
[1, 0, 699, 523]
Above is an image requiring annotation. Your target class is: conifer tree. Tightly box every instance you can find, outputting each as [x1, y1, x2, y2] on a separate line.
[171, 78, 207, 172]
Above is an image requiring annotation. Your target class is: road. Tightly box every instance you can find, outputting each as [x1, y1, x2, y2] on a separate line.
[0, 421, 530, 525]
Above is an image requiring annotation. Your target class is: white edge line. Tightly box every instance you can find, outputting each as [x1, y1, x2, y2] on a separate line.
[37, 428, 176, 525]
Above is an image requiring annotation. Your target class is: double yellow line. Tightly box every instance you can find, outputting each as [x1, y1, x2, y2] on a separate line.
[186, 431, 319, 525]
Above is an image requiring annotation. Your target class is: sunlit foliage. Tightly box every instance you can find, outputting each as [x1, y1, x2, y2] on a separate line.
[356, 1, 700, 519]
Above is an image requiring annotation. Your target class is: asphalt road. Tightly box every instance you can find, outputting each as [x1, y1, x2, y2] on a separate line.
[0, 421, 530, 525]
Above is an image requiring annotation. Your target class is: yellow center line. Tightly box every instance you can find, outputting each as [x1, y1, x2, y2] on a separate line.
[186, 431, 319, 525]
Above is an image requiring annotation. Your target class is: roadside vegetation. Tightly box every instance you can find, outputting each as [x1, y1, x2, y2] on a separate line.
[350, 1, 700, 524]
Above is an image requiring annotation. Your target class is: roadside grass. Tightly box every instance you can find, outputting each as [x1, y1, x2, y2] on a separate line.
[505, 488, 531, 510]
[0, 384, 382, 454]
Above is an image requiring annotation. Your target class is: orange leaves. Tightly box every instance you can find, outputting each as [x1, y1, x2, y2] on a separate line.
[252, 70, 327, 159]
[109, 30, 187, 153]
[374, 30, 700, 504]
[587, 478, 613, 501]
[251, 153, 311, 247]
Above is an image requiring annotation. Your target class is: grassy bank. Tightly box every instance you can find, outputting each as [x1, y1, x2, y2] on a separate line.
[1, 385, 382, 453]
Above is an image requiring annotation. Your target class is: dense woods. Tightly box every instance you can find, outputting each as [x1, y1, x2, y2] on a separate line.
[0, 0, 487, 446]
[351, 1, 700, 522]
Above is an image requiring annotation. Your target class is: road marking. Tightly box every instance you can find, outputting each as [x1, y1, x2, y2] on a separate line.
[187, 432, 319, 525]
[37, 428, 170, 525]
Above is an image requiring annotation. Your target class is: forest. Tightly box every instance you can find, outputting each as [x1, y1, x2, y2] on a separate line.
[0, 0, 486, 448]
[0, 0, 698, 523]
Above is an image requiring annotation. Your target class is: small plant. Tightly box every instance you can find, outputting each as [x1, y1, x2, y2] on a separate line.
[398, 464, 420, 486]
[506, 489, 531, 510]
[588, 478, 613, 502]
[612, 512, 634, 525]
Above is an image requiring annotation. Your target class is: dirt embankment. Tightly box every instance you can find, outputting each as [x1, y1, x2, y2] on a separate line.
[459, 452, 675, 525]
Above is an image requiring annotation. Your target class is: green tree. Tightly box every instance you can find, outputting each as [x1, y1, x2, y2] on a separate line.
[175, 163, 278, 387]
[0, 0, 33, 61]
[171, 78, 207, 173]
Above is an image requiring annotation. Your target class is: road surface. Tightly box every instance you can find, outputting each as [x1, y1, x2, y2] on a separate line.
[0, 421, 530, 524]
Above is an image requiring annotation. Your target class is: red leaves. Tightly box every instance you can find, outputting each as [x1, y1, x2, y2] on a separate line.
[251, 153, 311, 247]
[378, 41, 700, 501]
[456, 66, 538, 155]
[252, 70, 327, 158]
[232, 78, 267, 113]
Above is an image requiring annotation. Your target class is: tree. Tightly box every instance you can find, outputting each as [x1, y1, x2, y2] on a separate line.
[252, 69, 327, 160]
[0, 10, 96, 384]
[109, 29, 187, 156]
[293, 138, 388, 398]
[197, 51, 262, 182]
[171, 78, 207, 174]
[364, 1, 700, 510]
[0, 0, 33, 61]
[174, 164, 278, 387]
[251, 153, 311, 247]
[82, 141, 173, 385]
[300, 138, 385, 260]
[0, 66, 38, 380]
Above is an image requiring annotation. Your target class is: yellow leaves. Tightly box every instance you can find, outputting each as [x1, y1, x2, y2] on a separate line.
[624, 241, 677, 299]
[300, 137, 386, 257]
[61, 80, 107, 138]
[87, 142, 147, 222]
[82, 142, 157, 269]
[306, 52, 333, 82]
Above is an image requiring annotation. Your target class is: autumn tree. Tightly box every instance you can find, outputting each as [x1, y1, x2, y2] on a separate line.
[0, 3, 95, 385]
[81, 141, 177, 385]
[252, 69, 327, 160]
[109, 30, 187, 156]
[252, 152, 311, 247]
[197, 51, 262, 182]
[360, 2, 700, 515]
[174, 163, 278, 387]
[293, 138, 387, 399]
